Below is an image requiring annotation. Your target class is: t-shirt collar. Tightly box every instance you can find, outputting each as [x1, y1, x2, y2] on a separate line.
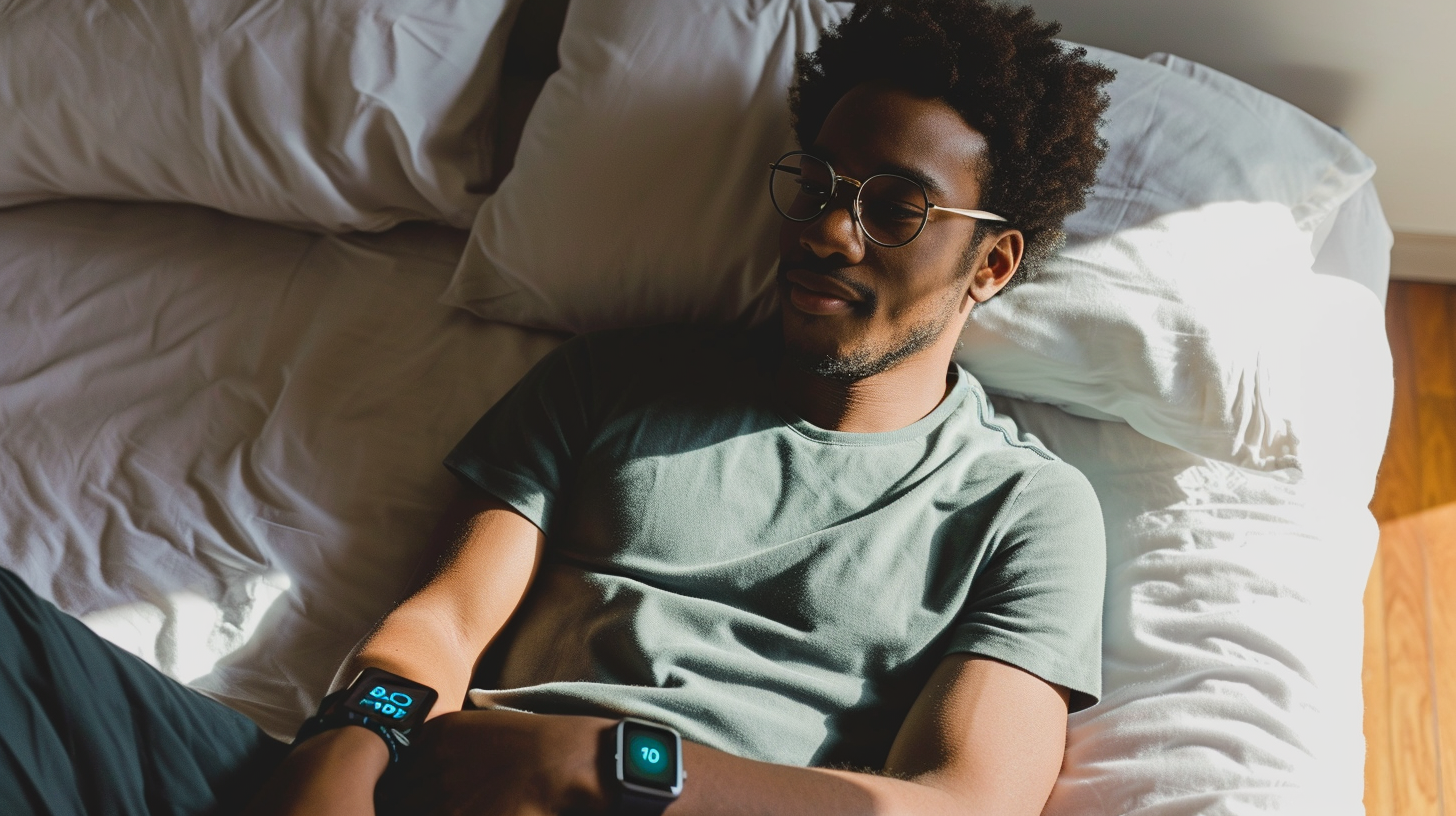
[775, 365, 970, 447]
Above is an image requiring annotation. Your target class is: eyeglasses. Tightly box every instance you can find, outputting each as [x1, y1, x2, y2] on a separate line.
[768, 151, 1006, 248]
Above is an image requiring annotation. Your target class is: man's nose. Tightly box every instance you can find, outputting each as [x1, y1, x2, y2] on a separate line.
[798, 196, 865, 262]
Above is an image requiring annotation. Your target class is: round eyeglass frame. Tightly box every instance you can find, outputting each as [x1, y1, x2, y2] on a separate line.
[768, 150, 1007, 248]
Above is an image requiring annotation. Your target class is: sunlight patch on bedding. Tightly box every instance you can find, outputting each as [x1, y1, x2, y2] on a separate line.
[81, 571, 291, 684]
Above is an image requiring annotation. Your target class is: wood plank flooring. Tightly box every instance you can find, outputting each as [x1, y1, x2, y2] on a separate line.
[1365, 280, 1456, 815]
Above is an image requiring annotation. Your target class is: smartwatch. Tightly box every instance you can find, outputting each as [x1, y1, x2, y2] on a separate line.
[612, 717, 685, 815]
[293, 667, 439, 764]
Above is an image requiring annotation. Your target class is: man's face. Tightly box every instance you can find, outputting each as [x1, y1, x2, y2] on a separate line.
[777, 82, 994, 381]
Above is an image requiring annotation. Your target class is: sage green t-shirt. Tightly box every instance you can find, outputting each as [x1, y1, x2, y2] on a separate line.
[446, 325, 1105, 769]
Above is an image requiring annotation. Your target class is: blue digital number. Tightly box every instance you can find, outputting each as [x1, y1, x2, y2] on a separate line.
[627, 733, 669, 775]
[356, 681, 416, 719]
[361, 685, 413, 720]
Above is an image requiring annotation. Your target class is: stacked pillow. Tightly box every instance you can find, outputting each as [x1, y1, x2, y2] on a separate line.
[439, 0, 855, 329]
[0, 0, 520, 230]
[959, 48, 1375, 469]
[438, 6, 1376, 470]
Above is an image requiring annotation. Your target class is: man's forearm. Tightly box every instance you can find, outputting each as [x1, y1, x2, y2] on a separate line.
[400, 710, 981, 816]
[657, 655, 1067, 816]
[331, 489, 545, 717]
[250, 491, 544, 815]
[334, 602, 481, 718]
[239, 563, 495, 816]
[668, 740, 973, 816]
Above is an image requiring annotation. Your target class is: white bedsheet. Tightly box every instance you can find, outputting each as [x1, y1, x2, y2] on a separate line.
[0, 199, 561, 734]
[1005, 364, 1383, 812]
[0, 197, 1390, 812]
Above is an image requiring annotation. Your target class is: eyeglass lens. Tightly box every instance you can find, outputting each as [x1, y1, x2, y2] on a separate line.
[769, 153, 930, 247]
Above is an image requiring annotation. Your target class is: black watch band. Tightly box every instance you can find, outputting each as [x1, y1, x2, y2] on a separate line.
[616, 787, 673, 815]
[294, 706, 408, 764]
[292, 668, 438, 765]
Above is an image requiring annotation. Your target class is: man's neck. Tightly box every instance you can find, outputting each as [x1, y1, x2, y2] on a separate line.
[775, 350, 956, 434]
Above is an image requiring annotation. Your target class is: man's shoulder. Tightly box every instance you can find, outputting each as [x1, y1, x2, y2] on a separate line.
[945, 369, 1061, 466]
[935, 374, 1102, 515]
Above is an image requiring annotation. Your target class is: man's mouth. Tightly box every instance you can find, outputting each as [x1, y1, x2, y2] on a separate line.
[781, 268, 868, 316]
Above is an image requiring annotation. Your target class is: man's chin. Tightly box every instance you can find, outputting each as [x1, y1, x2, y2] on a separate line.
[779, 329, 880, 383]
[779, 312, 944, 384]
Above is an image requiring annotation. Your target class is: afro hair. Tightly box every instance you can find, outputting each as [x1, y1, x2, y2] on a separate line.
[790, 0, 1115, 287]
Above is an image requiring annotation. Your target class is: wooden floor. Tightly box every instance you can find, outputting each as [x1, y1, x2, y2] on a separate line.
[1364, 280, 1456, 815]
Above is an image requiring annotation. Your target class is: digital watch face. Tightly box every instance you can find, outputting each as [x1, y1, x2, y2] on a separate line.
[617, 719, 682, 795]
[342, 669, 437, 729]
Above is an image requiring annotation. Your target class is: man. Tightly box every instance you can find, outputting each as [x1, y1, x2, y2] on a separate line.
[0, 1, 1114, 814]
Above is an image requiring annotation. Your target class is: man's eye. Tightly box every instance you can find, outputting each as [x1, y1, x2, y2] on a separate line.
[796, 180, 831, 198]
[865, 199, 924, 221]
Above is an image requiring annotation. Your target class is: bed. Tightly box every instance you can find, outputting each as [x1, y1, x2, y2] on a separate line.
[0, 0, 1393, 813]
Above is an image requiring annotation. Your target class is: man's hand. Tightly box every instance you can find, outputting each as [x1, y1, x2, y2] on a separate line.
[378, 709, 613, 816]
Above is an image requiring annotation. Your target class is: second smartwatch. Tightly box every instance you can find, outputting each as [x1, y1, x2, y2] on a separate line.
[612, 717, 685, 815]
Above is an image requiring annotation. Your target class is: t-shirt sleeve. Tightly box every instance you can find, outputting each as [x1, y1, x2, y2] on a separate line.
[443, 336, 597, 534]
[944, 459, 1106, 712]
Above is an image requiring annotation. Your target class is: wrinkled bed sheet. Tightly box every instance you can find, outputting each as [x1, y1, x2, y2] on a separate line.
[0, 198, 1389, 813]
[0, 199, 562, 734]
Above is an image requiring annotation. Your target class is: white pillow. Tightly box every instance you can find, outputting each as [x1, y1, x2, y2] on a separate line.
[440, 0, 853, 331]
[442, 23, 1375, 470]
[1000, 272, 1391, 815]
[956, 48, 1376, 470]
[0, 0, 517, 231]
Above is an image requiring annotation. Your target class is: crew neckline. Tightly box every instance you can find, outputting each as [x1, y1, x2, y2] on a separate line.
[776, 365, 970, 447]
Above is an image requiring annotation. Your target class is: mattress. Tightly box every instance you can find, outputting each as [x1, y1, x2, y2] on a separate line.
[0, 184, 1391, 811]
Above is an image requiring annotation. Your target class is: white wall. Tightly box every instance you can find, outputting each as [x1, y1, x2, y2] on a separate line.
[1027, 0, 1456, 237]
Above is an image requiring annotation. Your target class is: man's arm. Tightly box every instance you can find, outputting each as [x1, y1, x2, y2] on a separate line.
[243, 486, 545, 816]
[400, 653, 1070, 816]
[664, 653, 1070, 815]
[330, 487, 545, 715]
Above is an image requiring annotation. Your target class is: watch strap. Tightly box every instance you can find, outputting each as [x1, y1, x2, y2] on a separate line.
[293, 705, 406, 764]
[616, 787, 672, 816]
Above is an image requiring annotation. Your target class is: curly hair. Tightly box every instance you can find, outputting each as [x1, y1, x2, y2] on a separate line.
[790, 0, 1115, 288]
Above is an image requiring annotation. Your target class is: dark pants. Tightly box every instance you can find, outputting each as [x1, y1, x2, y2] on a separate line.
[0, 568, 287, 816]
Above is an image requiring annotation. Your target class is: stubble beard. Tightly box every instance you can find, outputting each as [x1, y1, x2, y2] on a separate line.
[785, 318, 940, 382]
[783, 285, 966, 383]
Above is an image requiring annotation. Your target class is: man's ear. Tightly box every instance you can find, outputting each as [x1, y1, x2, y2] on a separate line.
[967, 230, 1024, 304]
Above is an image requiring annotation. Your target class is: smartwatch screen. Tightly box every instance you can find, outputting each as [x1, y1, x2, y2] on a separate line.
[341, 669, 436, 729]
[620, 720, 680, 792]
